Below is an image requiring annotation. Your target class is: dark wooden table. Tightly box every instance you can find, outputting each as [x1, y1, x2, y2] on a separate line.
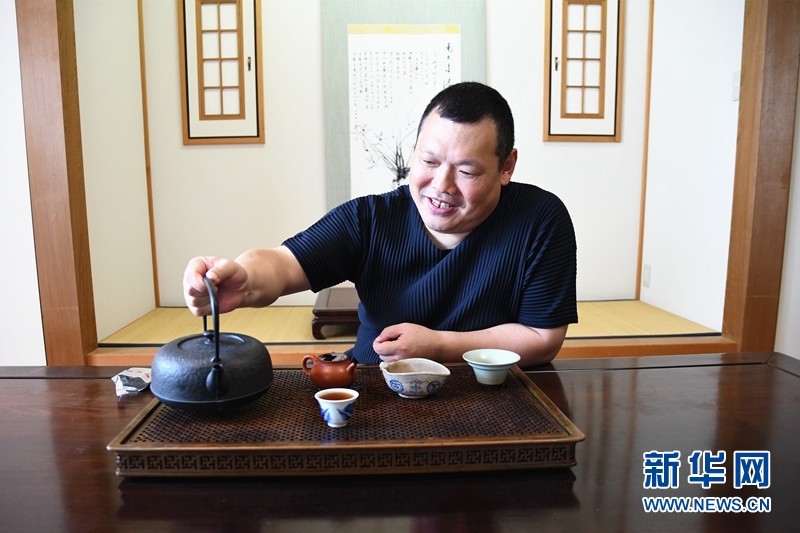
[2, 352, 799, 532]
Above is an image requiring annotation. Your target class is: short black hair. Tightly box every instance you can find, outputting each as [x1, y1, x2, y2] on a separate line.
[417, 82, 515, 167]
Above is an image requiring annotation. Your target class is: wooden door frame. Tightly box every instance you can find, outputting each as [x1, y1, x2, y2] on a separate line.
[15, 0, 799, 365]
[722, 0, 800, 352]
[16, 0, 96, 365]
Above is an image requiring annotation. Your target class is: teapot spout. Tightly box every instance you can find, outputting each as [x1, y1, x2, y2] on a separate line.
[205, 364, 230, 398]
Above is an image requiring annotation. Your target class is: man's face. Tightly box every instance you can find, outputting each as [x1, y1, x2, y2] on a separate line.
[409, 110, 517, 249]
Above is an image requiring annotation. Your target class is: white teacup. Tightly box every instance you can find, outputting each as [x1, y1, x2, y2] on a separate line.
[462, 349, 521, 385]
[314, 388, 359, 428]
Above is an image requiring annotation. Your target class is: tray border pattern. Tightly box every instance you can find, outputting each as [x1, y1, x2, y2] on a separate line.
[115, 443, 577, 476]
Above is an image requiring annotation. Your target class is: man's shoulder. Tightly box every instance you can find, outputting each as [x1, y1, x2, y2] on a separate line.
[501, 182, 569, 213]
[347, 185, 410, 206]
[375, 185, 411, 203]
[330, 186, 414, 230]
[342, 186, 412, 217]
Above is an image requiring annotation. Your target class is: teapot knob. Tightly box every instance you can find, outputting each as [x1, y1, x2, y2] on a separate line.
[206, 364, 230, 397]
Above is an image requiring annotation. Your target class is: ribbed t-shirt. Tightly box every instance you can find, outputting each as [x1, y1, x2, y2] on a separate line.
[283, 182, 577, 364]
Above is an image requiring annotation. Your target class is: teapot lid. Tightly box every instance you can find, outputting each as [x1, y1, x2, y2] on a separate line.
[317, 352, 348, 363]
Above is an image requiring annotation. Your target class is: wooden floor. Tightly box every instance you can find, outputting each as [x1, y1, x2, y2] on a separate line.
[90, 300, 737, 367]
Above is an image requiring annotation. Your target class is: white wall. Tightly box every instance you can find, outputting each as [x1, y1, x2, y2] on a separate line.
[74, 0, 156, 340]
[0, 1, 46, 366]
[9, 1, 795, 359]
[640, 0, 744, 330]
[74, 0, 763, 344]
[488, 0, 650, 300]
[143, 0, 328, 307]
[775, 76, 800, 361]
[140, 0, 650, 306]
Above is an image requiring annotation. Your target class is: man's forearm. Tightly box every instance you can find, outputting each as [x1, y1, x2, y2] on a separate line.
[234, 246, 311, 307]
[436, 323, 567, 367]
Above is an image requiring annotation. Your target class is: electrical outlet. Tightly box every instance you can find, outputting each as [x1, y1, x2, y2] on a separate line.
[733, 70, 741, 101]
[643, 264, 651, 288]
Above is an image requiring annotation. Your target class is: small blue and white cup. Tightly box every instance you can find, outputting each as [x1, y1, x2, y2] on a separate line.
[314, 388, 359, 428]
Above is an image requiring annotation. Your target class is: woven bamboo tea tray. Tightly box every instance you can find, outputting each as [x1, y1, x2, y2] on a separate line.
[108, 365, 584, 476]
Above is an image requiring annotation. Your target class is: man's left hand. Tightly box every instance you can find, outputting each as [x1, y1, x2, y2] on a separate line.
[372, 323, 441, 362]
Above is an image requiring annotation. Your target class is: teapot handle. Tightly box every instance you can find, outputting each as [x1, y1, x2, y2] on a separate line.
[202, 276, 221, 364]
[301, 354, 317, 376]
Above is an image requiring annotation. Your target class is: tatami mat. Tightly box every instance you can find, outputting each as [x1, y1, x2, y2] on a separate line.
[100, 306, 357, 345]
[99, 300, 717, 346]
[567, 300, 716, 338]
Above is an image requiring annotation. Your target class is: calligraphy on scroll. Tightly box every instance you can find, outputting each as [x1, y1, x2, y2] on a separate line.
[348, 24, 461, 198]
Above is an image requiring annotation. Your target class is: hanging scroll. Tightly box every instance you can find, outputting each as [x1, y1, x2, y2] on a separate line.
[321, 0, 485, 209]
[347, 24, 461, 198]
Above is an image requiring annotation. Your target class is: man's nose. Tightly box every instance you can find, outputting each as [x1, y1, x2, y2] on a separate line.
[431, 165, 456, 193]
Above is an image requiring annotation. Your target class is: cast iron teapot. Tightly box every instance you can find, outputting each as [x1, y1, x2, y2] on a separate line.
[150, 277, 273, 412]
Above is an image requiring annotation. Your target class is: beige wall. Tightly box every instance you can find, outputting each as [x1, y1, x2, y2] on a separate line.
[55, 0, 800, 359]
[486, 0, 650, 303]
[143, 0, 328, 310]
[775, 75, 800, 360]
[74, 0, 155, 340]
[1, 0, 46, 366]
[640, 0, 743, 330]
[136, 0, 652, 310]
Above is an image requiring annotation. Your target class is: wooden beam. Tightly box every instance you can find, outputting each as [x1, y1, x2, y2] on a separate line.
[558, 336, 737, 359]
[87, 344, 356, 369]
[86, 337, 740, 367]
[16, 0, 96, 365]
[723, 0, 800, 352]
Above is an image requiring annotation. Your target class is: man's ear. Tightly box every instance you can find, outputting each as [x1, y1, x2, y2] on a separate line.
[500, 148, 518, 185]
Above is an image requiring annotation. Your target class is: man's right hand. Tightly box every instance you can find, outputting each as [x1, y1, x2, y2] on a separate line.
[183, 256, 249, 316]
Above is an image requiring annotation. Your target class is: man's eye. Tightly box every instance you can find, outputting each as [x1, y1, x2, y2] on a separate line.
[459, 170, 475, 177]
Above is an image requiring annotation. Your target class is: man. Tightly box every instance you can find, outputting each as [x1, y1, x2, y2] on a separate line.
[184, 82, 577, 367]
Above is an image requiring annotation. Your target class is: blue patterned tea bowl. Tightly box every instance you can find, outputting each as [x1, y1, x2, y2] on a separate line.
[379, 358, 450, 399]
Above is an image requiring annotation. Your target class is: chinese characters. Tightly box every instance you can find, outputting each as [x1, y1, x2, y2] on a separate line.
[643, 450, 770, 489]
[347, 25, 461, 198]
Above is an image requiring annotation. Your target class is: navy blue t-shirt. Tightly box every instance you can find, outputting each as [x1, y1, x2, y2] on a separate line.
[283, 183, 577, 364]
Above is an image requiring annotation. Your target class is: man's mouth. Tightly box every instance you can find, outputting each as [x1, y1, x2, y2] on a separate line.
[430, 198, 454, 209]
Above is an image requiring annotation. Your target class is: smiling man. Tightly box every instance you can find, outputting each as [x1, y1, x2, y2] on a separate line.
[184, 82, 577, 367]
